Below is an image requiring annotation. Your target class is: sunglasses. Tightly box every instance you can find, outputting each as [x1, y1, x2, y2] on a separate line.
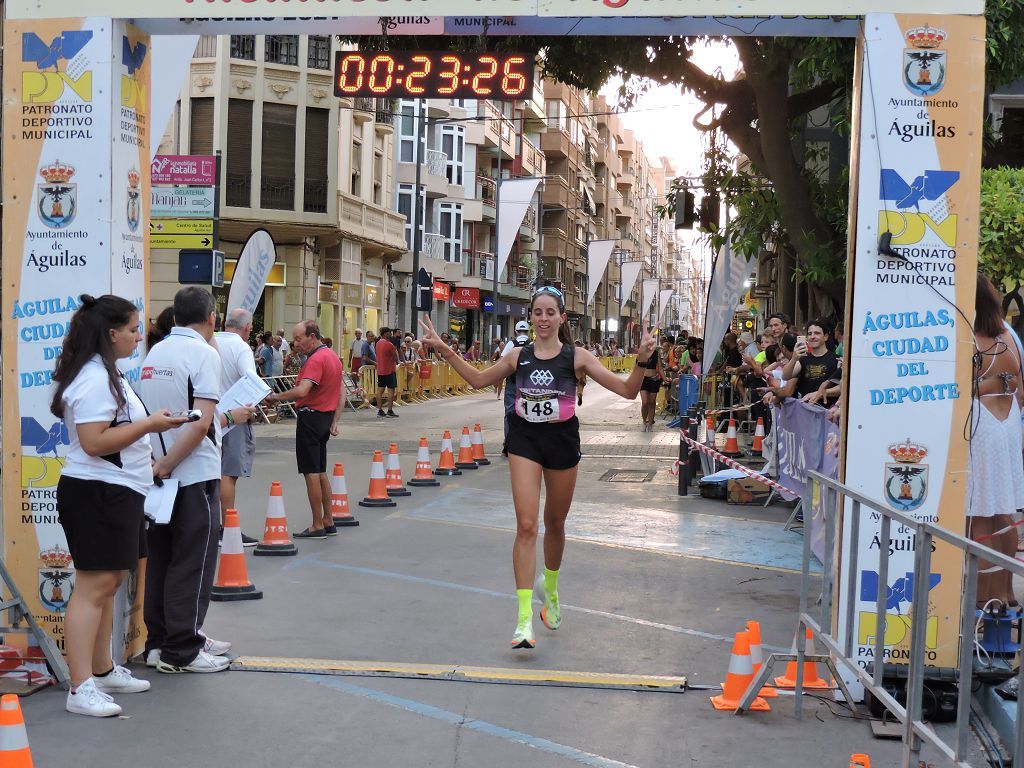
[532, 285, 563, 299]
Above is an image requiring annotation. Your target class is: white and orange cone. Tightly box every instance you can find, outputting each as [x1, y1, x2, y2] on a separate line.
[254, 481, 298, 556]
[455, 426, 478, 470]
[710, 630, 769, 712]
[746, 620, 778, 698]
[408, 437, 441, 487]
[385, 443, 411, 497]
[752, 417, 765, 453]
[360, 450, 397, 507]
[722, 419, 742, 457]
[774, 628, 829, 689]
[434, 430, 462, 476]
[330, 463, 359, 527]
[212, 509, 263, 600]
[470, 423, 490, 465]
[0, 694, 34, 768]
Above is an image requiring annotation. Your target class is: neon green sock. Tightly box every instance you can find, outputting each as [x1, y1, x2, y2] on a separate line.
[544, 568, 559, 596]
[517, 589, 533, 623]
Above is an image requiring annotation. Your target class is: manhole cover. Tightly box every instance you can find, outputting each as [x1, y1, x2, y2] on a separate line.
[599, 469, 656, 483]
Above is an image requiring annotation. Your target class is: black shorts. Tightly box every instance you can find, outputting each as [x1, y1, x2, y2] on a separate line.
[296, 409, 334, 474]
[57, 475, 147, 570]
[506, 415, 581, 470]
[641, 377, 662, 394]
[377, 372, 398, 389]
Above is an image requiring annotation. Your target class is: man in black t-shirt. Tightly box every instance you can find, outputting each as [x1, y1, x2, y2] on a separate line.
[781, 319, 839, 406]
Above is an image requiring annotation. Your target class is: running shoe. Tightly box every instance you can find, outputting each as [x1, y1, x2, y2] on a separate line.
[535, 574, 562, 631]
[157, 650, 230, 674]
[201, 634, 232, 656]
[386, 410, 399, 418]
[511, 618, 536, 649]
[241, 533, 259, 547]
[66, 678, 122, 717]
[144, 649, 161, 668]
[94, 665, 151, 694]
[377, 409, 387, 418]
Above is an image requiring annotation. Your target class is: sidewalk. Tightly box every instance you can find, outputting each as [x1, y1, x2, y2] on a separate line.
[21, 387, 968, 767]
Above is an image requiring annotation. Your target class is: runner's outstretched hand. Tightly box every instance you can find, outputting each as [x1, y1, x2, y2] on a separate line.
[418, 316, 445, 351]
[636, 326, 656, 363]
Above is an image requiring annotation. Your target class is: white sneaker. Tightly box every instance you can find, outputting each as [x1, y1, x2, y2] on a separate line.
[66, 678, 122, 717]
[157, 649, 230, 674]
[145, 649, 161, 668]
[201, 634, 232, 656]
[93, 665, 151, 694]
[511, 618, 536, 650]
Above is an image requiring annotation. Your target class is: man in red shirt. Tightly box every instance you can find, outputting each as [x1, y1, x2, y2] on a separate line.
[374, 326, 399, 418]
[265, 320, 345, 538]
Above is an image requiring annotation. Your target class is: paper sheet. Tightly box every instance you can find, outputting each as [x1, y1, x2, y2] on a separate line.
[144, 479, 179, 525]
[217, 370, 271, 434]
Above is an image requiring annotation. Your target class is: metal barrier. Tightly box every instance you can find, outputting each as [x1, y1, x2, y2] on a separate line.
[738, 469, 1024, 768]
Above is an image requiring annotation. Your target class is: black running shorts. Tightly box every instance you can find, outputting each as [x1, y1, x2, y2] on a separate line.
[57, 475, 147, 570]
[296, 409, 334, 474]
[505, 415, 581, 470]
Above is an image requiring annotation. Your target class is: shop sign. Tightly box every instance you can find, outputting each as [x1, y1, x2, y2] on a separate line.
[343, 284, 362, 305]
[365, 283, 382, 308]
[451, 287, 480, 309]
[432, 280, 450, 301]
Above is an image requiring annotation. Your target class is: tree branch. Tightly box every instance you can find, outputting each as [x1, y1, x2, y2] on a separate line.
[786, 80, 844, 119]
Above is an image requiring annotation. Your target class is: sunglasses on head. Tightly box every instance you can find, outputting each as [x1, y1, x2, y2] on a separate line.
[532, 285, 563, 299]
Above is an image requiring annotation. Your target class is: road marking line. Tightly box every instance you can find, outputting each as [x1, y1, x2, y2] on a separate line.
[299, 674, 643, 768]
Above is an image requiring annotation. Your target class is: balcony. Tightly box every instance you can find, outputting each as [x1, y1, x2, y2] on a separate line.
[521, 135, 543, 176]
[303, 178, 328, 214]
[424, 149, 449, 198]
[540, 129, 569, 159]
[374, 99, 395, 134]
[337, 190, 408, 256]
[520, 205, 538, 242]
[225, 173, 251, 208]
[514, 264, 533, 291]
[480, 101, 514, 156]
[617, 166, 635, 188]
[260, 175, 295, 210]
[353, 98, 374, 123]
[193, 36, 218, 58]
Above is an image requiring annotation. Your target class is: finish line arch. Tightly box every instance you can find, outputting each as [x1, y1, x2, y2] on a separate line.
[1, 0, 984, 691]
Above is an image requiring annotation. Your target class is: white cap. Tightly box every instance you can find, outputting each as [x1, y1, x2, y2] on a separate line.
[515, 320, 529, 332]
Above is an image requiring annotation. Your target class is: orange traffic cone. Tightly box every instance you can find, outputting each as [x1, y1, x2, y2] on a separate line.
[711, 630, 770, 712]
[745, 620, 778, 698]
[330, 463, 359, 527]
[850, 755, 871, 768]
[408, 437, 441, 487]
[752, 417, 765, 453]
[359, 450, 397, 507]
[0, 694, 33, 768]
[705, 415, 716, 445]
[471, 423, 490, 465]
[254, 482, 298, 556]
[435, 430, 462, 476]
[212, 509, 263, 601]
[385, 443, 411, 497]
[722, 419, 742, 457]
[774, 628, 829, 689]
[455, 426, 478, 470]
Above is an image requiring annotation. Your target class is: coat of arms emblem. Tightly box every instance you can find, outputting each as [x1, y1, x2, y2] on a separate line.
[127, 168, 140, 232]
[884, 439, 929, 512]
[903, 25, 947, 97]
[38, 546, 75, 613]
[37, 160, 77, 229]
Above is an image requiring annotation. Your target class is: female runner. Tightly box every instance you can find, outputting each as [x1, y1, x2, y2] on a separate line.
[419, 285, 655, 648]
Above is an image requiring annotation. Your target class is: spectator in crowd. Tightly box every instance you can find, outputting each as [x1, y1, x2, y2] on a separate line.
[739, 331, 759, 359]
[53, 294, 188, 716]
[265, 321, 346, 539]
[766, 312, 791, 344]
[255, 331, 270, 371]
[464, 339, 482, 362]
[490, 336, 503, 361]
[412, 339, 425, 361]
[349, 328, 364, 376]
[361, 330, 377, 367]
[451, 340, 462, 357]
[499, 320, 531, 453]
[323, 337, 334, 349]
[834, 319, 845, 358]
[390, 327, 403, 350]
[399, 335, 416, 363]
[147, 306, 176, 351]
[375, 326, 400, 418]
[141, 287, 254, 675]
[276, 329, 290, 357]
[215, 308, 261, 547]
[968, 273, 1024, 607]
[781, 319, 839, 406]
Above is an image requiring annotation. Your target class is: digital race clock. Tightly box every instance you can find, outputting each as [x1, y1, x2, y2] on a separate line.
[333, 51, 534, 100]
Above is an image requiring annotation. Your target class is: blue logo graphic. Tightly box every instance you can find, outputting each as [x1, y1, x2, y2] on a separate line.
[22, 31, 92, 70]
[122, 36, 147, 75]
[21, 417, 69, 457]
[860, 570, 941, 613]
[880, 169, 959, 212]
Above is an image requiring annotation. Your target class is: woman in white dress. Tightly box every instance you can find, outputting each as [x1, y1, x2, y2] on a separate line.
[968, 274, 1024, 607]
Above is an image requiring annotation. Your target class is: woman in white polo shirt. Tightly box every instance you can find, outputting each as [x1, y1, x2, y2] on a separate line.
[50, 294, 187, 717]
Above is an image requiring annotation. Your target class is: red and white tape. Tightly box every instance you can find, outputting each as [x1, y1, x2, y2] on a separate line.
[673, 431, 800, 498]
[703, 403, 753, 417]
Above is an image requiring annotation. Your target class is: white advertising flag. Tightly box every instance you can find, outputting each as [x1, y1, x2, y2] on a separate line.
[640, 279, 659, 321]
[619, 261, 642, 314]
[496, 178, 541, 281]
[702, 246, 750, 358]
[149, 35, 198, 162]
[585, 240, 615, 308]
[658, 289, 675, 322]
[227, 229, 277, 314]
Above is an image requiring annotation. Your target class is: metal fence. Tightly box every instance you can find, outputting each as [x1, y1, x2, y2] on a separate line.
[738, 469, 1024, 768]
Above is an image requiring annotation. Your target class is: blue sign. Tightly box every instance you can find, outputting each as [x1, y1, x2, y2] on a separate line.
[482, 297, 494, 312]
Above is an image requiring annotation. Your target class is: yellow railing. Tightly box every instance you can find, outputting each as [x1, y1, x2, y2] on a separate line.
[352, 356, 636, 409]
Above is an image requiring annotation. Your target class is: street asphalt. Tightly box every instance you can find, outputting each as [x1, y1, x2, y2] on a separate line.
[21, 385, 970, 767]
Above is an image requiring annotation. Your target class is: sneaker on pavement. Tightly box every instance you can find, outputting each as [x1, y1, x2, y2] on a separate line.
[377, 409, 386, 418]
[386, 410, 399, 418]
[66, 678, 122, 717]
[94, 665, 151, 694]
[157, 650, 230, 674]
[511, 618, 536, 650]
[145, 649, 161, 668]
[201, 635, 232, 656]
[293, 527, 327, 539]
[535, 575, 562, 631]
[323, 523, 338, 536]
[241, 533, 259, 547]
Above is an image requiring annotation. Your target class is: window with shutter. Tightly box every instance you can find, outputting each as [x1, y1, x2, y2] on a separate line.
[304, 107, 329, 213]
[226, 99, 253, 207]
[261, 103, 296, 210]
[189, 97, 214, 156]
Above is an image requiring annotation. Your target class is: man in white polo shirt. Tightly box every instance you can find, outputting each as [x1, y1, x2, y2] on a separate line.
[140, 287, 230, 675]
[215, 308, 260, 547]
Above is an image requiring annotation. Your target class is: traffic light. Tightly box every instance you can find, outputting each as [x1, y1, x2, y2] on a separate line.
[674, 190, 696, 230]
[699, 194, 720, 232]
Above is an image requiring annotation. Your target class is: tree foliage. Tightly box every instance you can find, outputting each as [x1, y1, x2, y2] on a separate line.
[979, 167, 1024, 287]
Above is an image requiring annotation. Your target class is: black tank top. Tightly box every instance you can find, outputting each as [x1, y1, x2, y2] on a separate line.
[513, 343, 577, 423]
